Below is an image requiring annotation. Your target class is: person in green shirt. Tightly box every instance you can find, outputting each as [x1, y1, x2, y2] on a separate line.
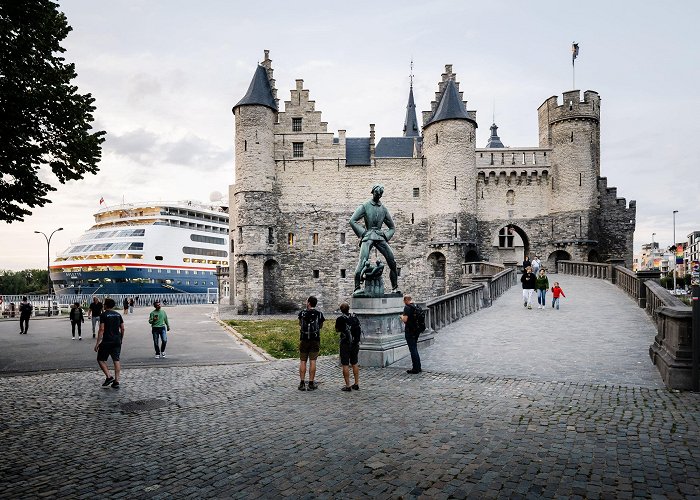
[148, 300, 171, 358]
[535, 269, 550, 310]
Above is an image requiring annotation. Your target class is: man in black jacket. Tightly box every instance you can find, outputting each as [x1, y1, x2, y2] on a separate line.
[401, 294, 422, 374]
[521, 266, 537, 309]
[18, 297, 32, 334]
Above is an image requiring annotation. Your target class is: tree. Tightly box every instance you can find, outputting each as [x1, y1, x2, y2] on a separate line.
[0, 269, 47, 294]
[0, 0, 105, 223]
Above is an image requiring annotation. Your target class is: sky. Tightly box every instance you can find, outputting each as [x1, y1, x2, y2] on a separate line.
[2, 0, 698, 271]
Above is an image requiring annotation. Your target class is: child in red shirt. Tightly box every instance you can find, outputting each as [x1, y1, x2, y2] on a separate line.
[551, 282, 566, 309]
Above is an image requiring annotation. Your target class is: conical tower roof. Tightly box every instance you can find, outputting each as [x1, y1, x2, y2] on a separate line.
[232, 64, 278, 112]
[425, 79, 474, 127]
[485, 123, 505, 148]
[403, 86, 420, 137]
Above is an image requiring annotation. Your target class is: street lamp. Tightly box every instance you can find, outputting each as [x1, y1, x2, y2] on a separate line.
[34, 228, 63, 316]
[673, 210, 679, 292]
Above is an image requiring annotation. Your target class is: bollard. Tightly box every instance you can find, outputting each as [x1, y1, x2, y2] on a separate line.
[692, 283, 699, 391]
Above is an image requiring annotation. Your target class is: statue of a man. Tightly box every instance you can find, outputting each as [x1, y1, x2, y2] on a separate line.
[349, 184, 399, 294]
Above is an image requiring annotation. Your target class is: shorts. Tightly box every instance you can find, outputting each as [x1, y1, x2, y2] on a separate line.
[97, 343, 121, 362]
[339, 342, 360, 366]
[299, 339, 320, 361]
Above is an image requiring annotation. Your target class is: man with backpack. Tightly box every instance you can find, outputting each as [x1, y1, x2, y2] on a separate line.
[18, 296, 33, 334]
[335, 302, 361, 392]
[400, 294, 423, 374]
[298, 296, 325, 391]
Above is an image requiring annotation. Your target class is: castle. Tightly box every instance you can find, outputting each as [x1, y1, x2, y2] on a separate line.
[229, 50, 636, 314]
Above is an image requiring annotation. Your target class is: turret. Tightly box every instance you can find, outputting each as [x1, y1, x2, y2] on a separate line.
[229, 50, 280, 313]
[538, 90, 600, 213]
[422, 65, 478, 288]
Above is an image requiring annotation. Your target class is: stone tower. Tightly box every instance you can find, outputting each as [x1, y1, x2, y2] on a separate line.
[421, 66, 478, 291]
[230, 50, 280, 313]
[538, 90, 600, 217]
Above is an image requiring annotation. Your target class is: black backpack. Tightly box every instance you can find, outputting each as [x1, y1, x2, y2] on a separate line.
[412, 304, 426, 334]
[300, 310, 321, 340]
[343, 313, 362, 344]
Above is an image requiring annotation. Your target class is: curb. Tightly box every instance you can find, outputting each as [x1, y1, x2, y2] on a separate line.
[216, 318, 275, 362]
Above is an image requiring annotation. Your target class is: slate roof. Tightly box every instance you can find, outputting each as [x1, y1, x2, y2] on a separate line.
[232, 65, 277, 112]
[375, 137, 414, 158]
[403, 87, 420, 137]
[346, 138, 371, 166]
[425, 79, 476, 127]
[485, 123, 505, 148]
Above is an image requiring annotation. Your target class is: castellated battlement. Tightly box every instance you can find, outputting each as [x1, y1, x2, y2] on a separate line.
[476, 148, 552, 169]
[598, 177, 636, 211]
[477, 168, 550, 185]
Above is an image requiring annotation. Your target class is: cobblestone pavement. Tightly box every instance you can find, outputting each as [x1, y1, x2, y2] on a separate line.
[1, 357, 699, 499]
[2, 278, 700, 498]
[396, 275, 665, 389]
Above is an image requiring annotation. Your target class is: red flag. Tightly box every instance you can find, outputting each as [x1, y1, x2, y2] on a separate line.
[99, 197, 104, 205]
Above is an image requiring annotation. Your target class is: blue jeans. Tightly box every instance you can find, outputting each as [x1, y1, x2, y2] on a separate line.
[552, 297, 560, 309]
[537, 289, 547, 306]
[405, 332, 421, 371]
[152, 327, 168, 355]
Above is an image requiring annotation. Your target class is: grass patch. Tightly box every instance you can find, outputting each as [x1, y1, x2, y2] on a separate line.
[226, 319, 339, 359]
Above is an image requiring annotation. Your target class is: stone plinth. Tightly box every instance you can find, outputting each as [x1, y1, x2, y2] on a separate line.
[352, 296, 435, 367]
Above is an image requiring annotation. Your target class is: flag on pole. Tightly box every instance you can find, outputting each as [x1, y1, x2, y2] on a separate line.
[572, 42, 579, 66]
[99, 197, 104, 205]
[676, 243, 684, 264]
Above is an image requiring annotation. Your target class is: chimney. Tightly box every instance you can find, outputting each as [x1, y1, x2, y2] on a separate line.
[369, 124, 375, 160]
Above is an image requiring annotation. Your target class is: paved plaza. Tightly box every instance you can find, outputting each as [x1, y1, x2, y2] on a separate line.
[1, 279, 699, 499]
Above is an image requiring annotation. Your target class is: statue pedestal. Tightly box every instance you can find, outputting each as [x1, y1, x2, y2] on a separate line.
[352, 296, 435, 367]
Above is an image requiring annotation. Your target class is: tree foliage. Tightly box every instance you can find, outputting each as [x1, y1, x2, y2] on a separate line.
[0, 0, 105, 223]
[0, 269, 48, 295]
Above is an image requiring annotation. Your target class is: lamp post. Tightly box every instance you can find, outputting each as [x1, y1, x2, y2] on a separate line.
[34, 228, 63, 316]
[673, 210, 678, 292]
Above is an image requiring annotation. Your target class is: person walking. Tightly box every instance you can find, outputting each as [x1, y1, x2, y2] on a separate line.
[148, 300, 170, 358]
[400, 294, 422, 374]
[18, 296, 33, 334]
[87, 297, 103, 339]
[298, 295, 325, 391]
[522, 255, 531, 274]
[128, 298, 134, 314]
[94, 298, 124, 389]
[535, 269, 550, 310]
[531, 256, 542, 275]
[335, 302, 361, 392]
[520, 267, 536, 309]
[69, 302, 85, 340]
[551, 282, 566, 309]
[123, 297, 129, 315]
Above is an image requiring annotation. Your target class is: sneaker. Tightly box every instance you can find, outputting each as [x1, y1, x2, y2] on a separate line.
[161, 352, 166, 358]
[111, 380, 120, 389]
[341, 386, 352, 392]
[351, 384, 360, 391]
[407, 369, 422, 374]
[307, 381, 318, 391]
[527, 305, 532, 309]
[155, 354, 161, 359]
[79, 336, 82, 340]
[72, 337, 75, 340]
[298, 380, 306, 391]
[102, 376, 115, 387]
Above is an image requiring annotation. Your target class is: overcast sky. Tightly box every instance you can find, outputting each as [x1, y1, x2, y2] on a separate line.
[2, 0, 698, 271]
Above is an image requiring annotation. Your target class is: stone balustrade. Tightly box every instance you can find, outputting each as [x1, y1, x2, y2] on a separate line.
[557, 260, 610, 279]
[426, 284, 484, 332]
[462, 261, 505, 277]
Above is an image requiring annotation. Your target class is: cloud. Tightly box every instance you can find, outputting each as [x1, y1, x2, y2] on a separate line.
[104, 128, 229, 170]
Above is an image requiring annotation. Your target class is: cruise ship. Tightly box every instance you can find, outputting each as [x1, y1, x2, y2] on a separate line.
[50, 200, 229, 296]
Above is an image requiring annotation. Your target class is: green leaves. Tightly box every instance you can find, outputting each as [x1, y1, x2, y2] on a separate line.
[0, 0, 105, 223]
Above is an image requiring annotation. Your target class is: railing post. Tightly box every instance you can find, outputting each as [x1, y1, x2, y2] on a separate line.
[637, 270, 661, 309]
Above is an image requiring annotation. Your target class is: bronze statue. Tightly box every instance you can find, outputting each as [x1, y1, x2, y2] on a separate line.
[349, 184, 399, 295]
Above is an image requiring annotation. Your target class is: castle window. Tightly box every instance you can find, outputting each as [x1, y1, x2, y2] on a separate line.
[340, 269, 346, 278]
[506, 189, 515, 205]
[569, 100, 573, 111]
[413, 187, 420, 198]
[292, 118, 302, 132]
[501, 153, 505, 165]
[288, 233, 294, 246]
[570, 132, 574, 142]
[313, 270, 320, 279]
[579, 173, 582, 186]
[340, 232, 346, 244]
[268, 227, 274, 244]
[522, 152, 526, 165]
[454, 177, 457, 190]
[244, 140, 247, 151]
[532, 152, 536, 164]
[435, 133, 439, 144]
[411, 213, 414, 224]
[511, 153, 516, 165]
[313, 232, 319, 246]
[480, 153, 483, 158]
[498, 227, 515, 248]
[293, 142, 303, 158]
[454, 218, 458, 238]
[490, 153, 494, 165]
[238, 227, 243, 243]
